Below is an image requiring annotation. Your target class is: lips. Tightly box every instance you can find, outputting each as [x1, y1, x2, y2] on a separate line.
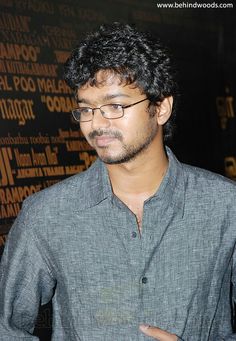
[95, 136, 116, 147]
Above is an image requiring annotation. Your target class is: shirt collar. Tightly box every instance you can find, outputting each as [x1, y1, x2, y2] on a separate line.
[75, 157, 112, 209]
[149, 146, 186, 217]
[78, 147, 186, 217]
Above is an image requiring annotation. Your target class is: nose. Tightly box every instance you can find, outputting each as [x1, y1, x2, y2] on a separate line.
[91, 108, 111, 130]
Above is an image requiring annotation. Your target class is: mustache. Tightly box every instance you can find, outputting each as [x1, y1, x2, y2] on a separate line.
[88, 129, 123, 140]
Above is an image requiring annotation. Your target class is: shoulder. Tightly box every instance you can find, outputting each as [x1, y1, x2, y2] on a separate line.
[5, 161, 105, 248]
[181, 162, 236, 202]
[21, 159, 103, 219]
[182, 162, 235, 187]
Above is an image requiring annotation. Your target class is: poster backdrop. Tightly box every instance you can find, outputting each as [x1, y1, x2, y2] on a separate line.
[0, 0, 235, 253]
[0, 0, 100, 248]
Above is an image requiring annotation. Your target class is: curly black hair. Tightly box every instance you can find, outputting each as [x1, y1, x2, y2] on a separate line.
[64, 22, 178, 142]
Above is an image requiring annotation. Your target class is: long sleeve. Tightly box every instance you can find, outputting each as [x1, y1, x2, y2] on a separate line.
[0, 202, 56, 340]
[222, 246, 236, 341]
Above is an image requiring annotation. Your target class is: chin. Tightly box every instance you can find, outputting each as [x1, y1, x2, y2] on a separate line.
[97, 152, 122, 164]
[98, 156, 119, 164]
[99, 153, 136, 165]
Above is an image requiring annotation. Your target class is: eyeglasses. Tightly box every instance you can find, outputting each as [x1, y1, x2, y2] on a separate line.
[72, 98, 149, 122]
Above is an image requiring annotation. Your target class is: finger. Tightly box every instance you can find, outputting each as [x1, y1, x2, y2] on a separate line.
[139, 324, 177, 341]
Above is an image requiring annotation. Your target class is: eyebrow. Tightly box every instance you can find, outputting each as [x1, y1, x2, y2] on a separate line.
[77, 93, 131, 105]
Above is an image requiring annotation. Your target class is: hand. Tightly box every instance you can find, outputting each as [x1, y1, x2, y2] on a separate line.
[139, 324, 178, 341]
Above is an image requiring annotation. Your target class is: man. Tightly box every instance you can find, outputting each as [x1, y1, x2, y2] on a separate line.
[0, 22, 236, 341]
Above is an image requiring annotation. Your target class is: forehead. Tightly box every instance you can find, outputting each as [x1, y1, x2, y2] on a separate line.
[77, 70, 144, 102]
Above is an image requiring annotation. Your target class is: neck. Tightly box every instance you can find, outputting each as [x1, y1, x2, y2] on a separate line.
[106, 144, 168, 199]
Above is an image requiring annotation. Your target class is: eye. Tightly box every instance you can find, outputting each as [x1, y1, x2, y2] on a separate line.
[110, 104, 122, 110]
[80, 107, 92, 116]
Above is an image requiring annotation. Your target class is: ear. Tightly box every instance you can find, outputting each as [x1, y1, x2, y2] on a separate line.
[156, 96, 173, 126]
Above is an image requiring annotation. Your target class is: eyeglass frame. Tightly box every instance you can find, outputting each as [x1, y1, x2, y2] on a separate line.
[72, 97, 149, 122]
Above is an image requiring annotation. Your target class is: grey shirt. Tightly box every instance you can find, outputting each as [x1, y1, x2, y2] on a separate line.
[0, 148, 236, 341]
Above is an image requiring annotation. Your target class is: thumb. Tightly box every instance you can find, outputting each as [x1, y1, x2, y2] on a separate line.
[139, 324, 177, 340]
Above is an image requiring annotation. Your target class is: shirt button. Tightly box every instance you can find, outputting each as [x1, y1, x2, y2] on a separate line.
[142, 276, 148, 284]
[131, 231, 137, 238]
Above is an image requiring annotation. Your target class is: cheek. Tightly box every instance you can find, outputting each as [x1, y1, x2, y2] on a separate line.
[122, 115, 150, 136]
[80, 124, 90, 138]
[120, 115, 142, 133]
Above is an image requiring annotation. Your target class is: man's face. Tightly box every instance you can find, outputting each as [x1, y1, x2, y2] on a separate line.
[76, 72, 160, 164]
